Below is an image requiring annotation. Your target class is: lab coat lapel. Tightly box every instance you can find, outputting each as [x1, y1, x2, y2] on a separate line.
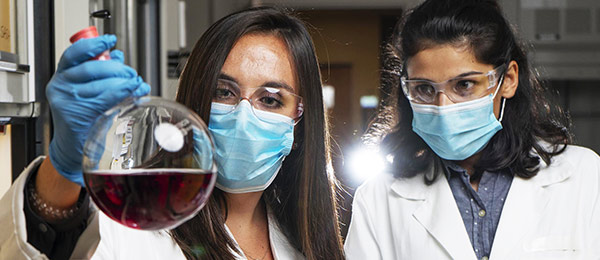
[489, 157, 572, 259]
[488, 176, 550, 259]
[412, 173, 478, 260]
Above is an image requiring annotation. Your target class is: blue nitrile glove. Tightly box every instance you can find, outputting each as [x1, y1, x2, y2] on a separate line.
[47, 35, 150, 186]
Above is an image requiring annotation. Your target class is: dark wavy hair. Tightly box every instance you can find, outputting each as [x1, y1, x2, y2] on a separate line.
[170, 7, 344, 260]
[365, 0, 572, 180]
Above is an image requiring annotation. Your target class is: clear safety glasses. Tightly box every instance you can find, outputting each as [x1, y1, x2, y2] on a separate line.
[401, 65, 506, 104]
[212, 78, 304, 122]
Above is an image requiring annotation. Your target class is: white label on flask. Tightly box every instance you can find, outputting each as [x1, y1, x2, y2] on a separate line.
[115, 118, 131, 135]
[154, 123, 184, 152]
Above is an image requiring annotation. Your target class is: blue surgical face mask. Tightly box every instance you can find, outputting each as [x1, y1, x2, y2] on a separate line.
[410, 77, 506, 161]
[208, 101, 294, 193]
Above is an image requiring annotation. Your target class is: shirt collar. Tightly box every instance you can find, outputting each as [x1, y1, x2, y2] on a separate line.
[440, 159, 514, 179]
[440, 159, 468, 179]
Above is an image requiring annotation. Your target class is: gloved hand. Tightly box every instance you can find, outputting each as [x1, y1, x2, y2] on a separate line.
[47, 35, 150, 186]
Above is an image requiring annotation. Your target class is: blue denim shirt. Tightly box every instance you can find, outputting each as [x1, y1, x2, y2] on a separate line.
[443, 160, 513, 260]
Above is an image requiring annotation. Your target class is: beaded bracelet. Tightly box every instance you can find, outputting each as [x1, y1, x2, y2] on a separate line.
[27, 178, 79, 221]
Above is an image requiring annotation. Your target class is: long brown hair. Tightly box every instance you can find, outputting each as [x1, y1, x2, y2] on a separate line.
[171, 7, 345, 260]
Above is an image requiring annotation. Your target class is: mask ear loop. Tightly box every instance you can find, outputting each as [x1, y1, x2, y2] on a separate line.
[499, 96, 507, 122]
[493, 74, 507, 122]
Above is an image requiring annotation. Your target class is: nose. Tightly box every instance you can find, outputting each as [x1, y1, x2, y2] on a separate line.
[434, 92, 454, 106]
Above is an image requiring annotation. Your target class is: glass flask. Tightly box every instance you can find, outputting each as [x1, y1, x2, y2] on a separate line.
[82, 96, 217, 230]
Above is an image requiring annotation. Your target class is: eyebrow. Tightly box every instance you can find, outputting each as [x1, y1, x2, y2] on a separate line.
[218, 72, 296, 93]
[218, 73, 238, 83]
[408, 71, 484, 81]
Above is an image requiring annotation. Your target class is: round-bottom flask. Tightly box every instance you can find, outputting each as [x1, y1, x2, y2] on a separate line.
[82, 96, 216, 230]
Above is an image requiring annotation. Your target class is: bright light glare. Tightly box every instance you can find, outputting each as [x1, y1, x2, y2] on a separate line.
[346, 146, 386, 183]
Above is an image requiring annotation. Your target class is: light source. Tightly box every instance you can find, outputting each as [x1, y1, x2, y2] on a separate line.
[345, 145, 387, 183]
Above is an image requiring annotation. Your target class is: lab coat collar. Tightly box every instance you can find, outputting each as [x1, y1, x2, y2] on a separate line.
[389, 157, 442, 200]
[529, 142, 574, 186]
[389, 175, 428, 201]
[531, 149, 574, 187]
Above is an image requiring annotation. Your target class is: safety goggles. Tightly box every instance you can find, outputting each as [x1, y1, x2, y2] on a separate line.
[212, 78, 304, 122]
[401, 65, 506, 104]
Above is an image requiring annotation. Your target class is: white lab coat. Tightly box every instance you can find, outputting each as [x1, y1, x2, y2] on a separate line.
[0, 156, 305, 260]
[345, 145, 600, 260]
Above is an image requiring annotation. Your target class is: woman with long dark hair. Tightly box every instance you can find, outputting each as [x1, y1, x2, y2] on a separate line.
[171, 7, 343, 259]
[345, 0, 600, 259]
[1, 7, 345, 260]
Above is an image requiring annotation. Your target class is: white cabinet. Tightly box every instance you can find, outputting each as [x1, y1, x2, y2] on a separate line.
[0, 0, 37, 118]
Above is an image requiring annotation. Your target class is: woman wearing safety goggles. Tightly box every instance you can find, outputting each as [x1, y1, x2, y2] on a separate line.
[345, 0, 600, 259]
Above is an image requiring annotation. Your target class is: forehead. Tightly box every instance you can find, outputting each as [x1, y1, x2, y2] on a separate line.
[221, 33, 297, 92]
[405, 44, 494, 81]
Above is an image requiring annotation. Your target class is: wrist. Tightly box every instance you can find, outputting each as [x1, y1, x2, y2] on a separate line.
[28, 177, 80, 223]
[48, 142, 84, 186]
[35, 157, 82, 211]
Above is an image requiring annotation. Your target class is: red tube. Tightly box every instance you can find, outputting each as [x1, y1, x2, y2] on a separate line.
[70, 26, 111, 60]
